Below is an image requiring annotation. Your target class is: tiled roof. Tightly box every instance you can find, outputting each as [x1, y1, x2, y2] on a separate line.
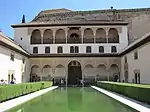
[120, 32, 150, 55]
[11, 20, 127, 28]
[0, 32, 29, 55]
[32, 8, 150, 22]
[38, 8, 72, 15]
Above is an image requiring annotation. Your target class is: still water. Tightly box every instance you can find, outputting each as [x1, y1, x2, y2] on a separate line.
[8, 87, 138, 112]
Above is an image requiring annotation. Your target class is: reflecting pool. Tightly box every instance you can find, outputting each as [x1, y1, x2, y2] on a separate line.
[7, 87, 138, 112]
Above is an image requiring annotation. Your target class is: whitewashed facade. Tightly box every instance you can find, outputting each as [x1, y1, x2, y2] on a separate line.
[1, 8, 150, 84]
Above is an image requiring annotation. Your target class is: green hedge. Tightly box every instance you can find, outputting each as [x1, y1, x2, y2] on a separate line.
[0, 81, 52, 102]
[97, 81, 150, 105]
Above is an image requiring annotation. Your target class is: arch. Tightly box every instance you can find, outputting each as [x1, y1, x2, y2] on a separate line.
[55, 29, 66, 44]
[43, 29, 53, 44]
[56, 64, 64, 68]
[43, 65, 52, 68]
[85, 64, 94, 68]
[42, 65, 52, 81]
[31, 29, 41, 44]
[109, 64, 119, 81]
[31, 65, 40, 74]
[55, 64, 66, 78]
[68, 61, 82, 85]
[83, 28, 94, 43]
[68, 28, 81, 43]
[96, 64, 107, 80]
[84, 64, 94, 77]
[108, 28, 119, 43]
[31, 65, 39, 69]
[45, 47, 50, 53]
[96, 28, 106, 43]
[30, 65, 40, 82]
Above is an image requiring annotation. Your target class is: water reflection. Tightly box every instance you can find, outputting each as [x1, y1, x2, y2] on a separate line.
[67, 87, 83, 111]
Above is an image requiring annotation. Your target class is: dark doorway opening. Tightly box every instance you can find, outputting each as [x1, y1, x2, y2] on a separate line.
[68, 61, 82, 85]
[135, 73, 140, 84]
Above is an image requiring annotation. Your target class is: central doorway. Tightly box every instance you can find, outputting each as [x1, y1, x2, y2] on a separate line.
[68, 61, 82, 85]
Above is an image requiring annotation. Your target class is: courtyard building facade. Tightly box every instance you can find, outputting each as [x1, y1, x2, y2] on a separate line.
[1, 8, 150, 84]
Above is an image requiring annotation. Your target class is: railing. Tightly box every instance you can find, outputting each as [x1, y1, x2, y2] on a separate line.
[43, 39, 53, 44]
[67, 38, 82, 44]
[55, 39, 66, 44]
[83, 38, 94, 43]
[95, 38, 107, 43]
[108, 38, 119, 43]
[30, 38, 119, 44]
[31, 39, 41, 44]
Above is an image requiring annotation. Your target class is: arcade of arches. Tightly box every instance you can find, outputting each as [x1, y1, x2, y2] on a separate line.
[30, 60, 120, 84]
[30, 28, 119, 44]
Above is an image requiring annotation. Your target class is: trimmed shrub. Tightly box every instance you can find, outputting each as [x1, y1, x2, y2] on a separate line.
[0, 81, 52, 102]
[97, 81, 150, 105]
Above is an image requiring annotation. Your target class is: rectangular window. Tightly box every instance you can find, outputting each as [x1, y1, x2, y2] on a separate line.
[75, 46, 79, 53]
[86, 46, 91, 53]
[45, 47, 50, 53]
[111, 46, 117, 53]
[134, 51, 138, 60]
[10, 54, 14, 61]
[70, 46, 74, 53]
[22, 58, 25, 64]
[33, 47, 38, 54]
[58, 46, 63, 53]
[124, 56, 127, 63]
[99, 46, 104, 53]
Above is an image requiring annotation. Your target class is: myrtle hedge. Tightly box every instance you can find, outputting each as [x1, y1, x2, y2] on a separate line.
[97, 81, 150, 105]
[0, 81, 52, 102]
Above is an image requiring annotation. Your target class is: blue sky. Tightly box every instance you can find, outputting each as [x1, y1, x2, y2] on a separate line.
[0, 0, 150, 38]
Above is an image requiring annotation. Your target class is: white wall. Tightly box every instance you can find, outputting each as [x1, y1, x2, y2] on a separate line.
[13, 25, 128, 54]
[29, 43, 125, 54]
[0, 45, 30, 83]
[14, 28, 29, 51]
[121, 42, 150, 84]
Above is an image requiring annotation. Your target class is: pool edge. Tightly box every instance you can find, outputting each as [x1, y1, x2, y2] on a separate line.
[0, 86, 58, 112]
[91, 86, 150, 112]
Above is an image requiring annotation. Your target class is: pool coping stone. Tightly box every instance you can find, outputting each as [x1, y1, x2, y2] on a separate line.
[0, 86, 58, 112]
[91, 86, 150, 112]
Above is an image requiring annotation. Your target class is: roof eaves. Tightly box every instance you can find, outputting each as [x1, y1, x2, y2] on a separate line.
[119, 32, 150, 56]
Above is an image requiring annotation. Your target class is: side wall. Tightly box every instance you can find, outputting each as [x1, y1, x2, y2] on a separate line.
[121, 42, 150, 84]
[0, 45, 30, 83]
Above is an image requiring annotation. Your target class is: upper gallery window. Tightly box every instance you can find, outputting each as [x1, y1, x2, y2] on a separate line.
[45, 47, 50, 53]
[58, 46, 63, 53]
[70, 46, 74, 53]
[86, 46, 91, 53]
[111, 46, 117, 53]
[75, 46, 79, 53]
[33, 47, 38, 54]
[99, 46, 104, 53]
